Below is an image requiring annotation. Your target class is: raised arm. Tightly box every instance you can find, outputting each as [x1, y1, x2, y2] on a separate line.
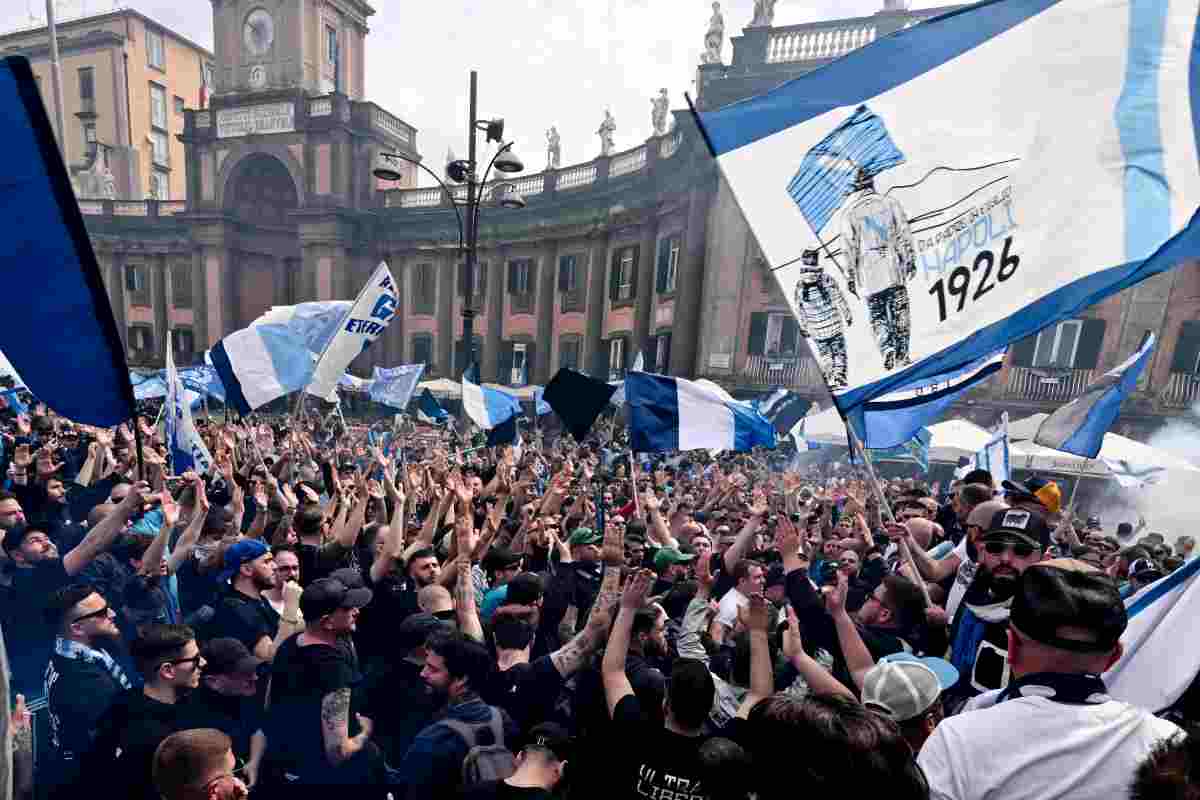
[551, 520, 623, 677]
[827, 573, 877, 690]
[137, 487, 179, 578]
[453, 507, 484, 643]
[782, 604, 854, 700]
[724, 488, 766, 572]
[735, 593, 775, 718]
[602, 568, 654, 718]
[62, 481, 148, 576]
[166, 478, 209, 574]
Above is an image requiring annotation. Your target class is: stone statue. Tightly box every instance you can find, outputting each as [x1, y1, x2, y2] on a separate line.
[597, 110, 616, 157]
[73, 146, 117, 199]
[750, 0, 777, 27]
[651, 89, 671, 136]
[546, 126, 561, 169]
[701, 1, 725, 64]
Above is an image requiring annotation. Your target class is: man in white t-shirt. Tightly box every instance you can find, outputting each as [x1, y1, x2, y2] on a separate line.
[709, 560, 764, 645]
[918, 559, 1182, 800]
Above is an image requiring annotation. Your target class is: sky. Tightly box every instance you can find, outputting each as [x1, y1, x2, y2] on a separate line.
[3, 0, 948, 186]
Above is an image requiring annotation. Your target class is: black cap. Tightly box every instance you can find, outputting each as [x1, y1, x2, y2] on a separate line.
[984, 508, 1051, 549]
[483, 547, 523, 572]
[1128, 558, 1163, 583]
[1010, 559, 1127, 653]
[2, 523, 30, 555]
[299, 577, 373, 620]
[201, 637, 263, 676]
[526, 722, 573, 762]
[396, 612, 449, 651]
[505, 572, 544, 606]
[328, 567, 368, 590]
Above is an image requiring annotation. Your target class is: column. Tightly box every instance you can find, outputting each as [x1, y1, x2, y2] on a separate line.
[153, 254, 169, 361]
[536, 240, 558, 383]
[104, 251, 128, 351]
[635, 220, 658, 364]
[437, 251, 455, 377]
[671, 176, 715, 377]
[196, 245, 233, 347]
[482, 252, 505, 382]
[585, 235, 610, 377]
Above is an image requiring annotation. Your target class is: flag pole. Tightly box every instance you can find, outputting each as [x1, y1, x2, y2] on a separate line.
[845, 423, 933, 607]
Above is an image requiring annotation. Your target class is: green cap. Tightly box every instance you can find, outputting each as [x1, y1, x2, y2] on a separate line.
[566, 527, 602, 547]
[653, 547, 696, 570]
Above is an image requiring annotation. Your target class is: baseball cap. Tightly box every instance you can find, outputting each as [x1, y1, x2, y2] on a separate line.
[526, 722, 573, 762]
[217, 539, 269, 584]
[654, 547, 696, 571]
[1127, 557, 1164, 583]
[984, 507, 1052, 550]
[328, 567, 368, 591]
[483, 547, 523, 572]
[299, 576, 373, 620]
[861, 653, 960, 722]
[200, 637, 263, 677]
[566, 527, 602, 547]
[1009, 558, 1127, 652]
[1002, 477, 1062, 514]
[395, 612, 449, 651]
[965, 499, 1010, 529]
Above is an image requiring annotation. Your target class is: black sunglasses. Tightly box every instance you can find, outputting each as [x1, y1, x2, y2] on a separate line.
[163, 654, 204, 670]
[983, 540, 1037, 559]
[71, 604, 111, 625]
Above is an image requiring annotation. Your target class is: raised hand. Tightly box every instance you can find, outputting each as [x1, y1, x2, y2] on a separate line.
[601, 521, 625, 568]
[737, 592, 771, 634]
[620, 568, 655, 610]
[782, 605, 805, 660]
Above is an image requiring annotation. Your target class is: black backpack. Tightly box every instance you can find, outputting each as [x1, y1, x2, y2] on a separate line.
[438, 707, 517, 787]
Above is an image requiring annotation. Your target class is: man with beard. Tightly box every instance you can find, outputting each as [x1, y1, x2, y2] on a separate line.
[82, 624, 206, 800]
[207, 539, 302, 662]
[942, 507, 1051, 713]
[4, 482, 148, 700]
[42, 585, 133, 797]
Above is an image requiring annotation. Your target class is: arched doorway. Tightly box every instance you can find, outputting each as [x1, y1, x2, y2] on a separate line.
[224, 153, 299, 225]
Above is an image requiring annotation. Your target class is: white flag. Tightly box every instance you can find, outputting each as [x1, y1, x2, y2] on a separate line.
[166, 334, 213, 475]
[306, 262, 398, 399]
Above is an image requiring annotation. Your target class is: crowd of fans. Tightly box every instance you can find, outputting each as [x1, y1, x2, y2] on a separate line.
[0, 404, 1197, 800]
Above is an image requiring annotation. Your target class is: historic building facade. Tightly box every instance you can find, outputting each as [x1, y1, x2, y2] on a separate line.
[63, 0, 1200, 439]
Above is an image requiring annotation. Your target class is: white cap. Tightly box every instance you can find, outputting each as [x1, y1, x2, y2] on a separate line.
[861, 654, 958, 722]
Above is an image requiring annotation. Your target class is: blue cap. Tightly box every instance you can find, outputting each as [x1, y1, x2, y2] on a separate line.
[218, 539, 269, 584]
[880, 652, 960, 690]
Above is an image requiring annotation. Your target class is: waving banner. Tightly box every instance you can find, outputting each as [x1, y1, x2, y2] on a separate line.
[306, 262, 398, 399]
[693, 0, 1200, 418]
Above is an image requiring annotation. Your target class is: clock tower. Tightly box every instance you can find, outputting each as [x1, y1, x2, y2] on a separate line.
[210, 0, 374, 98]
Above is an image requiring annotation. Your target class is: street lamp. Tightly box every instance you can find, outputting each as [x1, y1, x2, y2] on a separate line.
[373, 70, 525, 378]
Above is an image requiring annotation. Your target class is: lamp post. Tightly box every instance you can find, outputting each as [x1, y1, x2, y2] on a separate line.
[374, 70, 526, 379]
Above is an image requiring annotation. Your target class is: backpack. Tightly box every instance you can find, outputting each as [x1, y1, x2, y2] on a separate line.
[439, 707, 517, 787]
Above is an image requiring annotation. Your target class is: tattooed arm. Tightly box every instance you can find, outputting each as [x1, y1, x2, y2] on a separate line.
[320, 688, 373, 765]
[552, 520, 625, 677]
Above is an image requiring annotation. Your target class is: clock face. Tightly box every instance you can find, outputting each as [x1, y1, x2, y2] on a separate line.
[243, 9, 275, 57]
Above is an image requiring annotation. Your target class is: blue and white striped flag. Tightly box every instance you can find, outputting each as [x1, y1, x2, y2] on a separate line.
[210, 326, 316, 415]
[461, 364, 521, 431]
[1105, 556, 1200, 713]
[255, 301, 352, 356]
[369, 363, 425, 410]
[1034, 334, 1156, 458]
[626, 373, 775, 453]
[165, 334, 213, 475]
[693, 0, 1200, 423]
[417, 388, 448, 424]
[307, 263, 398, 399]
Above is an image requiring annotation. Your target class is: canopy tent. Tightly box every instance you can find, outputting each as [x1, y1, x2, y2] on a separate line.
[798, 411, 1002, 465]
[416, 378, 538, 401]
[1006, 414, 1200, 477]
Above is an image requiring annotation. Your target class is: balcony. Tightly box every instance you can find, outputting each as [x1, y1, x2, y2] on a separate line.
[560, 287, 585, 314]
[767, 23, 877, 63]
[740, 354, 825, 390]
[1161, 371, 1200, 409]
[1002, 366, 1096, 404]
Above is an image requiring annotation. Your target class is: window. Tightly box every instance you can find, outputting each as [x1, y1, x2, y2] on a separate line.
[171, 263, 192, 308]
[149, 171, 169, 200]
[508, 259, 532, 294]
[77, 67, 94, 112]
[1032, 320, 1083, 368]
[150, 84, 167, 130]
[609, 337, 626, 381]
[146, 28, 165, 70]
[412, 335, 434, 370]
[656, 235, 680, 294]
[413, 263, 435, 313]
[128, 325, 154, 354]
[174, 96, 185, 115]
[558, 255, 578, 292]
[151, 130, 169, 167]
[655, 332, 672, 373]
[325, 25, 340, 93]
[511, 342, 528, 385]
[84, 123, 96, 144]
[748, 312, 799, 356]
[1171, 321, 1200, 376]
[609, 246, 638, 304]
[124, 263, 146, 293]
[559, 338, 581, 371]
[173, 328, 195, 358]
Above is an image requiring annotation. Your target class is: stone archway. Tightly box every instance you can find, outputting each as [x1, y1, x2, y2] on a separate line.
[223, 152, 300, 225]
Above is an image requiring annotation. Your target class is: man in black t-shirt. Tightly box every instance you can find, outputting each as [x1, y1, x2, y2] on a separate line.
[461, 722, 572, 800]
[206, 539, 282, 659]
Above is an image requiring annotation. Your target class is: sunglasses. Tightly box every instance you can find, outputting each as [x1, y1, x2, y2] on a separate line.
[163, 654, 205, 670]
[71, 604, 111, 625]
[983, 540, 1037, 559]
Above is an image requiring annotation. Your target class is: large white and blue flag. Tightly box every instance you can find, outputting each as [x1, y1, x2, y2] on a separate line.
[306, 263, 398, 399]
[849, 351, 1005, 449]
[255, 301, 352, 355]
[209, 326, 316, 415]
[693, 0, 1200, 420]
[625, 373, 775, 453]
[461, 364, 521, 431]
[417, 388, 449, 424]
[1105, 556, 1200, 713]
[1034, 333, 1156, 457]
[167, 365, 226, 403]
[369, 363, 425, 410]
[868, 427, 932, 472]
[165, 334, 213, 475]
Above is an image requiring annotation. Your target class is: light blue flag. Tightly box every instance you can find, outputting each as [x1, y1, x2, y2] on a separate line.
[0, 388, 28, 415]
[132, 375, 168, 400]
[626, 373, 775, 453]
[461, 363, 521, 430]
[417, 388, 448, 424]
[532, 386, 552, 416]
[848, 352, 1005, 450]
[868, 427, 932, 473]
[166, 365, 226, 403]
[210, 325, 316, 415]
[1034, 333, 1155, 458]
[963, 427, 1011, 485]
[165, 338, 213, 474]
[254, 301, 352, 355]
[369, 363, 425, 410]
[693, 0, 1200, 425]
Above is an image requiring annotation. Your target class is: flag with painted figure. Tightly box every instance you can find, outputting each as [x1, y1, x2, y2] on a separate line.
[164, 335, 213, 475]
[1105, 555, 1200, 712]
[417, 388, 449, 424]
[461, 364, 521, 431]
[1034, 333, 1156, 457]
[693, 0, 1200, 423]
[369, 363, 425, 410]
[756, 388, 813, 437]
[849, 351, 1005, 449]
[625, 372, 775, 454]
[306, 262, 398, 399]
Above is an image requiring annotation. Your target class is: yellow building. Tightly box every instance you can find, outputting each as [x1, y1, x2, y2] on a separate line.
[0, 8, 213, 200]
